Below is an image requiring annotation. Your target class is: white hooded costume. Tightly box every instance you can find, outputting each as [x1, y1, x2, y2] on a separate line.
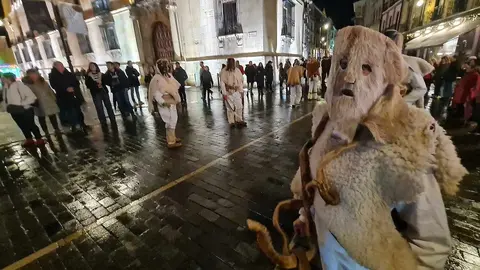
[220, 67, 244, 124]
[148, 73, 181, 146]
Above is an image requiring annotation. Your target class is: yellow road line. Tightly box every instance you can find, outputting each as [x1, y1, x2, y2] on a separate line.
[2, 113, 312, 270]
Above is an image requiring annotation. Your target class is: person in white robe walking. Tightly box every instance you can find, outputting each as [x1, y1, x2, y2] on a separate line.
[148, 60, 182, 149]
[221, 58, 246, 128]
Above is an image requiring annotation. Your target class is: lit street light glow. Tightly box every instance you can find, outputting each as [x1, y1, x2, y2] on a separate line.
[416, 0, 424, 7]
[324, 23, 329, 30]
[321, 37, 325, 41]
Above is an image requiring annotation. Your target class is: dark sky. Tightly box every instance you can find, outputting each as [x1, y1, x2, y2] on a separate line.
[314, 0, 356, 29]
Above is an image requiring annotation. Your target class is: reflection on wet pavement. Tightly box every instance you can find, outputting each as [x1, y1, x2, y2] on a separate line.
[0, 89, 478, 269]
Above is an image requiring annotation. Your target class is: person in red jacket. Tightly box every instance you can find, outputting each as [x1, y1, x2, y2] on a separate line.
[452, 57, 480, 124]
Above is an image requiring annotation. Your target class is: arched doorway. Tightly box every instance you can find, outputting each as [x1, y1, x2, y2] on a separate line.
[152, 21, 174, 61]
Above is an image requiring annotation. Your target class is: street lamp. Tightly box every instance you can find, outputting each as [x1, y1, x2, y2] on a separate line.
[323, 23, 330, 30]
[416, 0, 424, 7]
[321, 37, 325, 41]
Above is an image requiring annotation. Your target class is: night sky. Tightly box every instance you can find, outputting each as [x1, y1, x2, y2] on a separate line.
[314, 0, 356, 29]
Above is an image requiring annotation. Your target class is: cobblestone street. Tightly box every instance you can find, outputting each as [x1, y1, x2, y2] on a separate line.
[0, 88, 479, 270]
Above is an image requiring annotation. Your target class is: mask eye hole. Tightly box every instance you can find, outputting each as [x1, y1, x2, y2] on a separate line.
[362, 64, 372, 75]
[340, 59, 348, 70]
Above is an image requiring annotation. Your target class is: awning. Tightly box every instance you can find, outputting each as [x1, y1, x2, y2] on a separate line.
[405, 18, 480, 50]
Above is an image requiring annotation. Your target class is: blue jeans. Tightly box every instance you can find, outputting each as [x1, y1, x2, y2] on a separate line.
[113, 89, 133, 116]
[92, 90, 116, 124]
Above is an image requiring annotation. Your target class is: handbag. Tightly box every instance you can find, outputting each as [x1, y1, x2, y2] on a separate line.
[5, 83, 36, 114]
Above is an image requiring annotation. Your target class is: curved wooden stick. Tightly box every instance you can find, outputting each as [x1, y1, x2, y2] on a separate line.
[247, 219, 298, 269]
[273, 199, 304, 255]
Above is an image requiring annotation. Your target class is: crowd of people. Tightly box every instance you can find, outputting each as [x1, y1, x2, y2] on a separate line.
[2, 47, 478, 150]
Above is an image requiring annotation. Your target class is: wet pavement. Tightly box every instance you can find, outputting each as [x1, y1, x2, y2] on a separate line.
[0, 87, 478, 270]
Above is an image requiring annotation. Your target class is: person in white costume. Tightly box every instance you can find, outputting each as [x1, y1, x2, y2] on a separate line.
[221, 58, 247, 128]
[307, 57, 321, 101]
[247, 26, 467, 270]
[148, 60, 182, 149]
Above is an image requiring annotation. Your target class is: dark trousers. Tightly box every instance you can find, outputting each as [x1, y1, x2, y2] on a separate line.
[64, 104, 84, 128]
[11, 108, 42, 140]
[59, 107, 68, 125]
[130, 86, 141, 104]
[266, 80, 273, 91]
[321, 70, 329, 85]
[113, 94, 117, 110]
[179, 85, 187, 103]
[93, 90, 116, 124]
[202, 84, 213, 100]
[38, 114, 60, 134]
[247, 81, 254, 91]
[113, 89, 134, 116]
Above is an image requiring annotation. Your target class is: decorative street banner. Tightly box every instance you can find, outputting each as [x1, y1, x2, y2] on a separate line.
[58, 2, 88, 35]
[22, 0, 55, 35]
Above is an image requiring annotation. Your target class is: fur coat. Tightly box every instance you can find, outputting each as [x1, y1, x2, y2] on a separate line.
[290, 100, 467, 269]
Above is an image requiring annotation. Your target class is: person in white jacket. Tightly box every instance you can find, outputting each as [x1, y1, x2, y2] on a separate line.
[1, 73, 44, 147]
[148, 60, 182, 149]
[384, 29, 434, 108]
[221, 58, 246, 128]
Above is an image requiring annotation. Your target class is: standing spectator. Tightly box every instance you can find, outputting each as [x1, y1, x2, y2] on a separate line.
[144, 66, 158, 115]
[321, 53, 331, 89]
[85, 62, 116, 128]
[434, 56, 450, 97]
[198, 61, 205, 87]
[256, 62, 266, 96]
[148, 60, 182, 149]
[104, 61, 136, 121]
[236, 60, 245, 75]
[265, 61, 274, 92]
[452, 57, 480, 122]
[49, 61, 87, 133]
[23, 69, 60, 135]
[287, 59, 304, 108]
[279, 62, 287, 89]
[201, 66, 214, 100]
[172, 61, 188, 104]
[144, 66, 156, 87]
[245, 61, 256, 96]
[1, 73, 44, 146]
[125, 61, 143, 107]
[442, 57, 458, 100]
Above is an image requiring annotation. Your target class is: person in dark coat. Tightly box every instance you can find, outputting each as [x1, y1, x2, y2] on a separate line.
[144, 66, 159, 115]
[279, 62, 287, 89]
[49, 61, 87, 133]
[201, 66, 214, 100]
[256, 62, 266, 96]
[321, 54, 331, 85]
[172, 62, 188, 103]
[265, 61, 274, 92]
[85, 62, 116, 128]
[245, 61, 256, 95]
[104, 61, 136, 120]
[125, 60, 142, 106]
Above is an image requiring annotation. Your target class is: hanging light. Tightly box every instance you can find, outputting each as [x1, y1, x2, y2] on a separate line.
[321, 37, 325, 41]
[416, 0, 424, 7]
[323, 23, 330, 30]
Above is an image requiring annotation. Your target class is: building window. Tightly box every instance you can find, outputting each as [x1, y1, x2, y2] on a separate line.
[31, 43, 42, 61]
[219, 0, 242, 36]
[14, 49, 23, 64]
[22, 47, 31, 62]
[57, 37, 71, 57]
[99, 24, 120, 50]
[77, 33, 93, 54]
[91, 0, 110, 16]
[43, 40, 55, 59]
[282, 0, 295, 38]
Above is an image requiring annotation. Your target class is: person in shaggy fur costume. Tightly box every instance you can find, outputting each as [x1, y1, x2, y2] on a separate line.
[247, 26, 467, 270]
